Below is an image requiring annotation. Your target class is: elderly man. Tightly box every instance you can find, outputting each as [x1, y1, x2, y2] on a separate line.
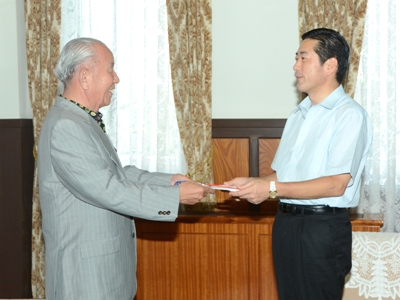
[38, 37, 212, 300]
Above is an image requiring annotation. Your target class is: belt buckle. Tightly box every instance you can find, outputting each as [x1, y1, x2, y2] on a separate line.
[281, 203, 295, 214]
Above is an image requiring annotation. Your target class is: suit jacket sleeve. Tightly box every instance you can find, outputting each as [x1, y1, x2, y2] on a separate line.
[123, 165, 174, 185]
[49, 116, 179, 221]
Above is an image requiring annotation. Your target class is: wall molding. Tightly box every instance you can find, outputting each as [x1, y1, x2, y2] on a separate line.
[212, 119, 287, 138]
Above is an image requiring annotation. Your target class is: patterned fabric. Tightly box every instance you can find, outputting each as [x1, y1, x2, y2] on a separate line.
[65, 96, 107, 133]
[25, 0, 61, 297]
[343, 232, 400, 299]
[166, 0, 216, 207]
[298, 0, 368, 99]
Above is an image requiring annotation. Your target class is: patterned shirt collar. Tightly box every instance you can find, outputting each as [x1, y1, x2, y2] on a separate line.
[60, 95, 106, 133]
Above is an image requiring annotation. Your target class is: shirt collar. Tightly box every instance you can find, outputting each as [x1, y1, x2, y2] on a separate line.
[60, 95, 106, 133]
[294, 85, 345, 119]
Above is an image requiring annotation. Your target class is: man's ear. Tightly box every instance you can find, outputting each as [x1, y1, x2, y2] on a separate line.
[78, 68, 90, 89]
[325, 57, 338, 77]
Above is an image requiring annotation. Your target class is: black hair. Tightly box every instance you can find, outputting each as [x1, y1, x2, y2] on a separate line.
[302, 28, 350, 83]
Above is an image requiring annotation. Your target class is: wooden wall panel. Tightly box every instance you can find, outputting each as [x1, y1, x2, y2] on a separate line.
[211, 137, 281, 213]
[211, 119, 285, 212]
[212, 138, 249, 203]
[211, 138, 280, 203]
[212, 138, 249, 183]
[259, 139, 280, 177]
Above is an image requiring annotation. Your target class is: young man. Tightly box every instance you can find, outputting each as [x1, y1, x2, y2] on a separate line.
[38, 37, 212, 300]
[226, 28, 372, 299]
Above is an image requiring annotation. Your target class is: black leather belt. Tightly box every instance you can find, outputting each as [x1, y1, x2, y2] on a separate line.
[279, 202, 348, 215]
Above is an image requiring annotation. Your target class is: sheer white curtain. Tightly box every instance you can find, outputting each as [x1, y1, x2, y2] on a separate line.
[60, 0, 187, 173]
[354, 0, 400, 232]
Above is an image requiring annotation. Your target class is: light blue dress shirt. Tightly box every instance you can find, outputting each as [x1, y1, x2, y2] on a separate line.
[271, 85, 372, 207]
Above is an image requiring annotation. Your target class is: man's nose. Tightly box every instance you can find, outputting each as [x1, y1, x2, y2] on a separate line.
[293, 61, 300, 71]
[114, 71, 120, 83]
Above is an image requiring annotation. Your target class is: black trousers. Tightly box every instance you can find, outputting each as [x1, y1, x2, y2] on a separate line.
[272, 208, 352, 300]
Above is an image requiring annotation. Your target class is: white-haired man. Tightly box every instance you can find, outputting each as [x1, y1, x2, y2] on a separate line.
[38, 37, 212, 300]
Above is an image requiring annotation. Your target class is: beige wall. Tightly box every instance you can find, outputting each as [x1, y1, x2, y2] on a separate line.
[0, 0, 31, 119]
[0, 0, 299, 120]
[212, 0, 299, 118]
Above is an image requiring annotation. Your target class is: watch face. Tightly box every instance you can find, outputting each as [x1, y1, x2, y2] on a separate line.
[269, 191, 278, 199]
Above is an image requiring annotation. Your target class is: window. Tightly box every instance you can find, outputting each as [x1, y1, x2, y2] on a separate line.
[60, 0, 187, 173]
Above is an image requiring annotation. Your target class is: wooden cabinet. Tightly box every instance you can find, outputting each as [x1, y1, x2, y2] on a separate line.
[136, 215, 262, 300]
[134, 212, 383, 300]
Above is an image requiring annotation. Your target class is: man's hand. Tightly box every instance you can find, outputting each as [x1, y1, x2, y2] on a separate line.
[225, 177, 270, 205]
[178, 181, 214, 205]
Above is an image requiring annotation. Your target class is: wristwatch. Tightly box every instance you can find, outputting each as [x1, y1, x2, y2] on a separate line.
[269, 181, 278, 199]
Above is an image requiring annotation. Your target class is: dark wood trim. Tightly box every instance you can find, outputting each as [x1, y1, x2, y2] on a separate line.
[0, 119, 34, 128]
[249, 136, 260, 211]
[249, 136, 259, 177]
[212, 119, 287, 138]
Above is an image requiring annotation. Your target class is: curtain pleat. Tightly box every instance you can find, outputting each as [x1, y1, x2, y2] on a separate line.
[166, 0, 215, 208]
[354, 0, 400, 232]
[25, 0, 61, 297]
[298, 0, 368, 98]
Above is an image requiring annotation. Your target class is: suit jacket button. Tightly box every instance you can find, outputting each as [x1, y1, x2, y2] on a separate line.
[158, 211, 162, 215]
[167, 211, 170, 215]
[132, 232, 135, 238]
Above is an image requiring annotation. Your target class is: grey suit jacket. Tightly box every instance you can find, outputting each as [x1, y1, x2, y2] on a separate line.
[38, 96, 180, 300]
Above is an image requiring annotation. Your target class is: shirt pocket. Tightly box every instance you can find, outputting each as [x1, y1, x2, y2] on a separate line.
[80, 235, 120, 259]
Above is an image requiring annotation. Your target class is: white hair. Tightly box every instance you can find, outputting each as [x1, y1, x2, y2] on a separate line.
[55, 37, 106, 93]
